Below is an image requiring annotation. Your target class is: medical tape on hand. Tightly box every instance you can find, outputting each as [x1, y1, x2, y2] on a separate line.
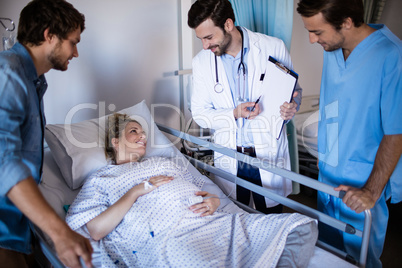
[142, 180, 153, 190]
[187, 195, 221, 207]
[187, 195, 203, 206]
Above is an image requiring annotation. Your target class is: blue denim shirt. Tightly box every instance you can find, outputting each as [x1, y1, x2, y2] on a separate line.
[0, 43, 47, 253]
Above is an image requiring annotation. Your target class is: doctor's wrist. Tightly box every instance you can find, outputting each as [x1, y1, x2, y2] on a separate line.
[233, 108, 241, 120]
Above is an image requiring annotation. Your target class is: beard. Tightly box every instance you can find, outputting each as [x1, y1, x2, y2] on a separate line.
[322, 32, 345, 52]
[48, 40, 69, 71]
[323, 42, 342, 52]
[210, 30, 232, 56]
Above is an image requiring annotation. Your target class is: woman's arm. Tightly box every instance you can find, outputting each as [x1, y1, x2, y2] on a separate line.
[86, 175, 173, 240]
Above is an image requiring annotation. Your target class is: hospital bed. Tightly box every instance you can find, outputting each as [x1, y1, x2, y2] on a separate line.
[33, 100, 370, 268]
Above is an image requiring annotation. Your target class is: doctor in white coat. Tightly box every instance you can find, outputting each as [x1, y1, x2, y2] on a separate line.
[188, 0, 302, 213]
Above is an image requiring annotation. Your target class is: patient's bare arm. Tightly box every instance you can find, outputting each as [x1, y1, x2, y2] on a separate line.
[86, 175, 173, 241]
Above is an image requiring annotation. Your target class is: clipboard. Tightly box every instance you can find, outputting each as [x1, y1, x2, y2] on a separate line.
[259, 56, 298, 140]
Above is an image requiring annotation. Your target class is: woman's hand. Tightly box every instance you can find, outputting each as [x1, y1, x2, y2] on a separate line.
[135, 175, 174, 196]
[86, 175, 173, 240]
[189, 191, 220, 216]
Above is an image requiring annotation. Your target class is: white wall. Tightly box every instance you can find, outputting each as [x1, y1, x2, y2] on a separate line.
[378, 0, 402, 40]
[290, 1, 323, 98]
[0, 0, 194, 130]
[379, 0, 402, 39]
[1, 0, 400, 125]
[290, 0, 402, 98]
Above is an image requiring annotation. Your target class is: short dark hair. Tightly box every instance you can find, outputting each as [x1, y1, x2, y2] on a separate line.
[17, 0, 85, 46]
[188, 0, 235, 30]
[297, 0, 364, 30]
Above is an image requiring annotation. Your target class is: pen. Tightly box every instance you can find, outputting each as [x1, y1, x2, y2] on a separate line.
[247, 95, 262, 119]
[251, 95, 261, 111]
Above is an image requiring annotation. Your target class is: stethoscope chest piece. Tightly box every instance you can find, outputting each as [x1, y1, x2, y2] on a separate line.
[213, 27, 246, 98]
[214, 83, 224, 93]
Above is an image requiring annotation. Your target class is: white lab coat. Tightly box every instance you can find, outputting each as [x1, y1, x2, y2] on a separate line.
[191, 28, 301, 207]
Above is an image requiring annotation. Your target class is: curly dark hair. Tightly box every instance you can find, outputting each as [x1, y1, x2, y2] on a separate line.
[17, 0, 85, 46]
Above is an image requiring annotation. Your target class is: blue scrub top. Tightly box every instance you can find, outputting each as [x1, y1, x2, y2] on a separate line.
[317, 24, 402, 203]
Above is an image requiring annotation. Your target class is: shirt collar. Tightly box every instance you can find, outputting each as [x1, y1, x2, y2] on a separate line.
[12, 43, 47, 98]
[221, 26, 250, 60]
[12, 43, 39, 81]
[239, 26, 250, 54]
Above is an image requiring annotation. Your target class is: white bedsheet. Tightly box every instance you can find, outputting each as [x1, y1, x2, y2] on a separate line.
[308, 246, 356, 268]
[66, 157, 315, 267]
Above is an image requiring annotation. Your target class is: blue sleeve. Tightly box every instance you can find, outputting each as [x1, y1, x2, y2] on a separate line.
[0, 65, 31, 196]
[381, 47, 402, 135]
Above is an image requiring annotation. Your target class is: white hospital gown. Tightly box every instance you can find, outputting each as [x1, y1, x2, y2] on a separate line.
[66, 157, 314, 267]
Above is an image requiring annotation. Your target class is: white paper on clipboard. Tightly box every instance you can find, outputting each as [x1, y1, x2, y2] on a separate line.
[259, 56, 298, 140]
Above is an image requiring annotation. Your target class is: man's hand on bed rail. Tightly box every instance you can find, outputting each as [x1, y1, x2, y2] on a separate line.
[280, 91, 299, 121]
[335, 134, 402, 214]
[189, 191, 220, 216]
[6, 177, 93, 268]
[335, 185, 376, 214]
[53, 228, 93, 268]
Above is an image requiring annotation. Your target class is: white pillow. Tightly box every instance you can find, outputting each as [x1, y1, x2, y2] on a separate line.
[45, 100, 179, 190]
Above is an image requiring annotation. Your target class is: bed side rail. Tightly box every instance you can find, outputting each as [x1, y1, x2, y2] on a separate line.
[31, 224, 88, 268]
[157, 123, 371, 268]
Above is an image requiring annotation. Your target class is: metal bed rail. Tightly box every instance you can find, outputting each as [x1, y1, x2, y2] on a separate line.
[157, 123, 372, 268]
[31, 226, 89, 268]
[31, 225, 68, 268]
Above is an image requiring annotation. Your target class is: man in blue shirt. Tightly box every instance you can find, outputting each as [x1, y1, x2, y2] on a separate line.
[0, 0, 93, 267]
[297, 0, 402, 267]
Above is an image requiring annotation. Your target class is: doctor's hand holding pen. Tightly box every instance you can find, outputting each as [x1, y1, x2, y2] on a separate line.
[233, 97, 261, 120]
[280, 91, 299, 121]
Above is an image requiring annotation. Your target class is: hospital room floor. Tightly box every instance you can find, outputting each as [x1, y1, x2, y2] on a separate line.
[284, 187, 402, 268]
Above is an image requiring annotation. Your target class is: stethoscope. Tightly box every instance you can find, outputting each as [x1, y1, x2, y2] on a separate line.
[214, 28, 246, 102]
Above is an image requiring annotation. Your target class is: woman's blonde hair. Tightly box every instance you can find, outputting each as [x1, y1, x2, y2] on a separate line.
[105, 113, 141, 164]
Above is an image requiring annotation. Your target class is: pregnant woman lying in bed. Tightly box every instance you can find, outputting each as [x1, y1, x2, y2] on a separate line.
[66, 113, 318, 268]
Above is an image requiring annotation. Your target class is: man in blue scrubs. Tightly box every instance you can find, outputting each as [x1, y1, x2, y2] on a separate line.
[0, 0, 92, 267]
[297, 0, 401, 267]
